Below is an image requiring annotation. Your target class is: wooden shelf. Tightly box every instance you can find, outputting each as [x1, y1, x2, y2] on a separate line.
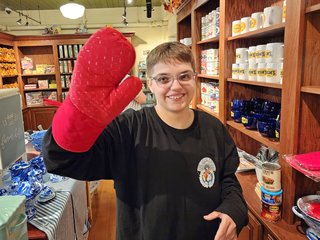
[228, 23, 285, 41]
[60, 72, 73, 75]
[58, 57, 77, 60]
[197, 74, 219, 80]
[24, 88, 57, 92]
[227, 78, 282, 89]
[22, 73, 56, 77]
[306, 3, 320, 14]
[227, 120, 280, 151]
[196, 104, 219, 118]
[237, 172, 306, 240]
[301, 86, 320, 95]
[1, 75, 18, 78]
[197, 36, 219, 45]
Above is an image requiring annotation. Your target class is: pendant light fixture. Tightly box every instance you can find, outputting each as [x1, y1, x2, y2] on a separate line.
[60, 1, 85, 19]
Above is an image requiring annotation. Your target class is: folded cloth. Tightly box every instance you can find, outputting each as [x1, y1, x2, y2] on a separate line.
[29, 191, 71, 240]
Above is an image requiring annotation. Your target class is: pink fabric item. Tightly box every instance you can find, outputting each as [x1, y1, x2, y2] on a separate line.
[52, 27, 142, 152]
[294, 152, 320, 171]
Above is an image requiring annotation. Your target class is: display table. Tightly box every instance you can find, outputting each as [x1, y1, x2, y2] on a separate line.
[27, 178, 88, 240]
[25, 145, 88, 240]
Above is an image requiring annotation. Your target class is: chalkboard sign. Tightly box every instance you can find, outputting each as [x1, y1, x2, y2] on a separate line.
[0, 89, 26, 169]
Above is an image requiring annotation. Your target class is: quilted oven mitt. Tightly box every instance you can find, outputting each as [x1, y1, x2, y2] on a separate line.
[52, 27, 142, 152]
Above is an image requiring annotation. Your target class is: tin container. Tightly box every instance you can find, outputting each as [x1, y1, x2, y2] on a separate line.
[260, 186, 282, 222]
[262, 162, 281, 191]
[261, 201, 281, 222]
[261, 187, 282, 205]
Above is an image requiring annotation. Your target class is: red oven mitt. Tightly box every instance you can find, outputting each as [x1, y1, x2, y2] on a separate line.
[52, 27, 142, 152]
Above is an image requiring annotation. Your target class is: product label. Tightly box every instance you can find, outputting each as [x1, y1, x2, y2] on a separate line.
[241, 117, 248, 124]
[266, 69, 277, 77]
[265, 50, 272, 58]
[249, 52, 256, 58]
[233, 23, 241, 34]
[249, 69, 257, 76]
[250, 18, 257, 29]
[256, 50, 265, 58]
[257, 69, 266, 76]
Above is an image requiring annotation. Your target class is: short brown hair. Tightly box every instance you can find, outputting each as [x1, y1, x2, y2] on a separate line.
[146, 42, 195, 77]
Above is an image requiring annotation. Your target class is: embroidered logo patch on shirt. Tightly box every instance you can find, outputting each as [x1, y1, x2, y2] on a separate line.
[197, 157, 216, 188]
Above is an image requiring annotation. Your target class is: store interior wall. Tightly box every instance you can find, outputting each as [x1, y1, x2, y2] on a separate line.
[0, 6, 177, 75]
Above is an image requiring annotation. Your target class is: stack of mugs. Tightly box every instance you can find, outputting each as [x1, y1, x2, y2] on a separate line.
[201, 49, 219, 75]
[232, 42, 284, 84]
[232, 1, 286, 36]
[201, 82, 219, 113]
[201, 7, 220, 40]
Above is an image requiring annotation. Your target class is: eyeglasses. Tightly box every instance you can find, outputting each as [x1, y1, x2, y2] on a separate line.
[151, 71, 196, 89]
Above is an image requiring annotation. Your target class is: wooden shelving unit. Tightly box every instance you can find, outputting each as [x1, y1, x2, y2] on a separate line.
[197, 36, 219, 44]
[227, 120, 280, 151]
[197, 74, 219, 80]
[177, 0, 320, 238]
[306, 3, 320, 13]
[196, 104, 219, 118]
[301, 86, 320, 94]
[227, 23, 285, 41]
[227, 78, 283, 89]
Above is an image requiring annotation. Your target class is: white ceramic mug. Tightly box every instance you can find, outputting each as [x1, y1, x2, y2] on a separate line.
[248, 46, 256, 64]
[236, 48, 248, 63]
[282, 0, 286, 22]
[239, 63, 249, 80]
[248, 62, 258, 81]
[257, 63, 267, 82]
[265, 62, 281, 83]
[232, 63, 239, 79]
[232, 20, 241, 36]
[263, 6, 283, 28]
[265, 42, 284, 63]
[250, 12, 264, 31]
[241, 17, 251, 34]
[256, 45, 266, 63]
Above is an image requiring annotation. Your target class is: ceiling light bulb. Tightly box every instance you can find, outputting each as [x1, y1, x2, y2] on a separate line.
[17, 19, 22, 25]
[127, 0, 133, 4]
[60, 3, 85, 19]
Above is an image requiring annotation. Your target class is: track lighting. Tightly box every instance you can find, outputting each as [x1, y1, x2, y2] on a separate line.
[4, 6, 41, 25]
[5, 7, 12, 14]
[122, 0, 128, 25]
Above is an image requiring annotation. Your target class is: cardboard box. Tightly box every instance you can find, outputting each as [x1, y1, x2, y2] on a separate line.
[38, 80, 49, 89]
[42, 91, 57, 101]
[25, 92, 43, 106]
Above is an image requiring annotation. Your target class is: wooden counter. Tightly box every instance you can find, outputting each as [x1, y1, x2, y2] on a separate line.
[237, 171, 306, 240]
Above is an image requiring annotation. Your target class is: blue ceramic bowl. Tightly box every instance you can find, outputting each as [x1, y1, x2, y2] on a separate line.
[231, 99, 244, 111]
[31, 130, 47, 152]
[231, 110, 242, 123]
[262, 101, 281, 116]
[241, 112, 264, 130]
[251, 98, 266, 113]
[257, 118, 277, 138]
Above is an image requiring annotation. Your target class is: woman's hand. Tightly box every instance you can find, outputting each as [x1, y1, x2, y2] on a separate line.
[204, 211, 237, 240]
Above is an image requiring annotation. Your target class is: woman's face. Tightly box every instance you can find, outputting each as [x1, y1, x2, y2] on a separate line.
[148, 61, 195, 114]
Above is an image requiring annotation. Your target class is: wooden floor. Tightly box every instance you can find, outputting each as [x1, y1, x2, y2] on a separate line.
[88, 180, 117, 240]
